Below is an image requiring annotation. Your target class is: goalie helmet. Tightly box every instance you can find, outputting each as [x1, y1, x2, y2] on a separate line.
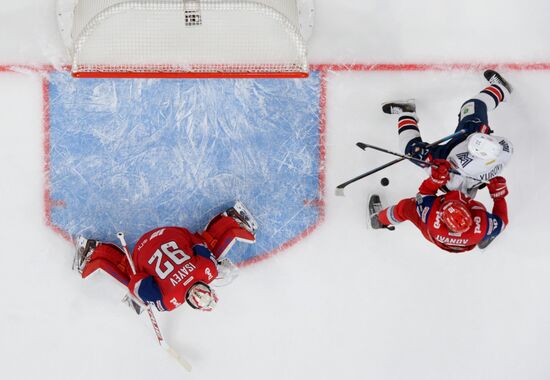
[186, 282, 218, 311]
[467, 133, 502, 160]
[440, 195, 473, 234]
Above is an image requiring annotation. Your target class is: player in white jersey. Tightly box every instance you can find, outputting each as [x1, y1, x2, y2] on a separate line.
[444, 133, 513, 195]
[382, 70, 514, 197]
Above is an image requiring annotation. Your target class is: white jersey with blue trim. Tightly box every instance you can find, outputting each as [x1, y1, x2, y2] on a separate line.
[444, 135, 513, 194]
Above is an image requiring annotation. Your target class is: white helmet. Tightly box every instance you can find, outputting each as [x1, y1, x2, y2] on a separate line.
[467, 133, 502, 160]
[186, 282, 218, 311]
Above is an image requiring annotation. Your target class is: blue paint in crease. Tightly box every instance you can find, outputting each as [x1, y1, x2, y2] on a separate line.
[47, 72, 323, 264]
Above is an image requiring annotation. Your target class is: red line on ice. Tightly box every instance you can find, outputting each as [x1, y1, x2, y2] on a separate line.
[41, 77, 71, 241]
[240, 69, 329, 267]
[310, 62, 550, 72]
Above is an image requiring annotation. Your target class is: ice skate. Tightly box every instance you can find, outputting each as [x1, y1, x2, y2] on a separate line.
[73, 236, 97, 273]
[382, 99, 416, 115]
[225, 200, 258, 235]
[368, 194, 395, 231]
[483, 70, 513, 94]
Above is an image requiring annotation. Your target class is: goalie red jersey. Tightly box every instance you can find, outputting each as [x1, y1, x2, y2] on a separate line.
[75, 202, 257, 312]
[128, 227, 220, 311]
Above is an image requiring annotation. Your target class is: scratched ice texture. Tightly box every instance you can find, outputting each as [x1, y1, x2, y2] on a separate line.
[46, 71, 323, 263]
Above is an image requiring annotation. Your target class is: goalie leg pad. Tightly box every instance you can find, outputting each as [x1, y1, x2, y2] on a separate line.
[201, 214, 256, 260]
[81, 243, 131, 285]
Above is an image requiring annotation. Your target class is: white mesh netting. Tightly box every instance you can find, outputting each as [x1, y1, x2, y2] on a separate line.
[69, 0, 309, 77]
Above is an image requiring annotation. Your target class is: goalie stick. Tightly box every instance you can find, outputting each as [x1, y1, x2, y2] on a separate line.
[335, 129, 467, 196]
[116, 232, 193, 372]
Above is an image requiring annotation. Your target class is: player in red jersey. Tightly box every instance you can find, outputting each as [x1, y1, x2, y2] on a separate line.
[369, 160, 508, 252]
[73, 201, 257, 312]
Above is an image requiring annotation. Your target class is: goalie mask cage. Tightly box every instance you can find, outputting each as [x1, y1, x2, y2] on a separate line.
[63, 0, 309, 78]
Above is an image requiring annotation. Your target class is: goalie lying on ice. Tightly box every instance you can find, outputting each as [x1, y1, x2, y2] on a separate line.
[73, 201, 257, 312]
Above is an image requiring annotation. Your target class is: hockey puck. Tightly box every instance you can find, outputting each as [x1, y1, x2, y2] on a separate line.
[381, 177, 389, 187]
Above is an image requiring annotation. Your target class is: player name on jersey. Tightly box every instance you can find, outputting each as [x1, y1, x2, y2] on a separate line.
[169, 262, 197, 287]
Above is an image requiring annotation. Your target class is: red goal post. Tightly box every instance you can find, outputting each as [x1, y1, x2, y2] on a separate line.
[57, 0, 312, 78]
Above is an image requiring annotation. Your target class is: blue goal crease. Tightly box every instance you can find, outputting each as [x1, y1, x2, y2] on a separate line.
[46, 71, 324, 264]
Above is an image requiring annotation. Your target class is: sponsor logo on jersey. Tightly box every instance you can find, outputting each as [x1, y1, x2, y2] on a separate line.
[456, 152, 473, 168]
[170, 297, 181, 308]
[434, 211, 442, 229]
[205, 268, 214, 281]
[150, 228, 166, 240]
[137, 238, 149, 252]
[169, 262, 197, 286]
[474, 216, 482, 234]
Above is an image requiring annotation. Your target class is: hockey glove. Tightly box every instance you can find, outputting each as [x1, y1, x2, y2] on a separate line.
[410, 141, 431, 161]
[488, 176, 508, 199]
[430, 159, 451, 186]
[213, 258, 239, 287]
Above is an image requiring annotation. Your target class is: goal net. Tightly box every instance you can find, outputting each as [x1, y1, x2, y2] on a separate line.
[59, 0, 310, 78]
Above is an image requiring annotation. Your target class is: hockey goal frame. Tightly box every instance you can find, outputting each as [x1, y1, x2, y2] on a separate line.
[58, 0, 311, 78]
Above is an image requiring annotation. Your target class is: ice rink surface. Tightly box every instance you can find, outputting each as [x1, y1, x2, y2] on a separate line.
[1, 1, 550, 379]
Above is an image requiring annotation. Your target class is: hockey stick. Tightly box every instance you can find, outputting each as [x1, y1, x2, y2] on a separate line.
[356, 142, 440, 168]
[335, 129, 467, 196]
[116, 232, 193, 372]
[357, 142, 489, 184]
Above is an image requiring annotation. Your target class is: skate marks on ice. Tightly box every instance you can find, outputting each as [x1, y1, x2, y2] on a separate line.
[45, 72, 324, 264]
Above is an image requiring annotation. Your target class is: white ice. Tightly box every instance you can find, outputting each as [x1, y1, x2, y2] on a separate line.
[1, 1, 550, 379]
